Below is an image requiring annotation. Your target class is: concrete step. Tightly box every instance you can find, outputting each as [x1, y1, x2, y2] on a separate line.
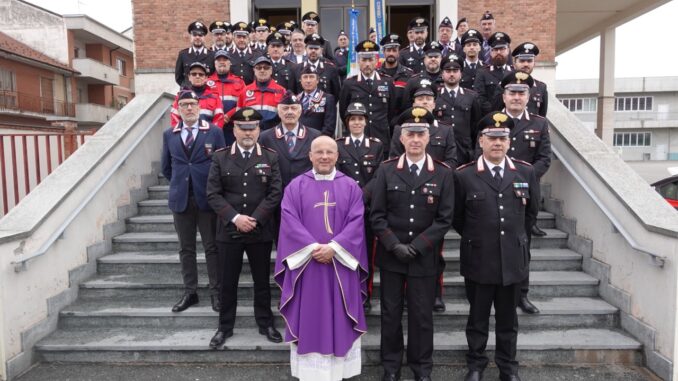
[112, 229, 569, 252]
[98, 248, 582, 276]
[77, 271, 599, 301]
[126, 208, 556, 232]
[36, 327, 642, 365]
[12, 363, 662, 381]
[135, 203, 558, 229]
[58, 297, 618, 331]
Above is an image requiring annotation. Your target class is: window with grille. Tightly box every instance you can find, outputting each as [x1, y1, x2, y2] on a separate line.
[614, 96, 653, 111]
[613, 132, 652, 147]
[558, 97, 597, 112]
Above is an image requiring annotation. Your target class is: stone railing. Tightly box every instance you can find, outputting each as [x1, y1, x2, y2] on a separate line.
[542, 95, 678, 381]
[0, 92, 173, 380]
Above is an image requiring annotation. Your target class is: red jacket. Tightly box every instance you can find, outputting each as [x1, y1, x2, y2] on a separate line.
[171, 86, 224, 128]
[206, 72, 246, 123]
[236, 81, 286, 130]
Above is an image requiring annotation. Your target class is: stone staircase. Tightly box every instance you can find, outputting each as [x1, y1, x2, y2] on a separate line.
[35, 176, 644, 371]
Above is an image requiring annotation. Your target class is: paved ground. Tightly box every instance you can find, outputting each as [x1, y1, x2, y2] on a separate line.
[626, 160, 678, 184]
[15, 363, 661, 381]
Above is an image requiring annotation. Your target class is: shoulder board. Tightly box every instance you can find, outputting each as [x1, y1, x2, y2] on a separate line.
[432, 159, 451, 169]
[463, 88, 478, 95]
[335, 136, 344, 141]
[215, 147, 227, 153]
[511, 158, 533, 166]
[261, 145, 276, 153]
[368, 136, 381, 143]
[456, 161, 475, 170]
[528, 113, 545, 120]
[383, 157, 399, 163]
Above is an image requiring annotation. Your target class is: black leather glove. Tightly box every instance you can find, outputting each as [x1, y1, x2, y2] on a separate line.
[392, 243, 416, 263]
[407, 244, 419, 257]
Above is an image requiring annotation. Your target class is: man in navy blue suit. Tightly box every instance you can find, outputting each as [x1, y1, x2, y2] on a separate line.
[161, 90, 226, 313]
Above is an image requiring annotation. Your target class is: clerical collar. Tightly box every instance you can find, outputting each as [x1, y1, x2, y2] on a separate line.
[237, 144, 253, 156]
[312, 168, 336, 181]
[405, 155, 426, 172]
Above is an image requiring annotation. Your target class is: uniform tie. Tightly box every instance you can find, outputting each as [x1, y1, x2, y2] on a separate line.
[492, 166, 502, 185]
[354, 139, 361, 149]
[184, 127, 194, 147]
[285, 131, 295, 152]
[470, 63, 477, 70]
[243, 151, 250, 160]
[410, 163, 419, 177]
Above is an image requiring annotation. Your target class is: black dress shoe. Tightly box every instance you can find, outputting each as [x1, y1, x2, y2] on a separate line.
[518, 296, 540, 314]
[433, 296, 446, 312]
[171, 293, 198, 312]
[259, 326, 283, 343]
[499, 374, 521, 381]
[363, 299, 372, 313]
[382, 372, 399, 381]
[463, 369, 482, 381]
[208, 330, 233, 349]
[211, 295, 221, 312]
[531, 224, 547, 236]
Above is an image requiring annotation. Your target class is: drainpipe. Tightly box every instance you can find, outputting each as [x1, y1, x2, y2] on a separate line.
[109, 47, 121, 109]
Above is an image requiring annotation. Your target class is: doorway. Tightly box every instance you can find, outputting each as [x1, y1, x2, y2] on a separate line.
[386, 4, 432, 45]
[319, 0, 369, 46]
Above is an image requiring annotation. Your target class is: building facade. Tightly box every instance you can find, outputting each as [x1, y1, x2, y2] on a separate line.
[556, 76, 678, 161]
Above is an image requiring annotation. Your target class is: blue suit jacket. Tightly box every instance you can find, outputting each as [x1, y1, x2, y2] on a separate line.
[161, 120, 226, 213]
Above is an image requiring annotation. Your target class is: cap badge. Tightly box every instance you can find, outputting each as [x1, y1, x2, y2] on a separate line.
[496, 32, 504, 38]
[242, 109, 254, 121]
[309, 12, 317, 18]
[363, 41, 375, 49]
[524, 43, 534, 50]
[493, 113, 508, 127]
[412, 107, 427, 122]
[515, 72, 529, 83]
[195, 22, 203, 28]
[416, 18, 425, 24]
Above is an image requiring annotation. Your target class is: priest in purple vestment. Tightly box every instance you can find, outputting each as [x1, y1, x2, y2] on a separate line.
[274, 136, 368, 381]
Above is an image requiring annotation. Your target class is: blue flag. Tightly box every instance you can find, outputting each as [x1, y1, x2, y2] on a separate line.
[348, 7, 360, 76]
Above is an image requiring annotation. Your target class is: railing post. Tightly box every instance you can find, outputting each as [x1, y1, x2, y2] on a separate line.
[50, 120, 79, 158]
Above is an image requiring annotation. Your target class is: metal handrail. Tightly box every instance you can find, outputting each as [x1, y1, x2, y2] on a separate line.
[10, 100, 170, 272]
[550, 132, 667, 268]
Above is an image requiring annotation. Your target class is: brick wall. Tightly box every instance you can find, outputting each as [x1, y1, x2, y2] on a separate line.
[458, 0, 556, 62]
[132, 0, 230, 72]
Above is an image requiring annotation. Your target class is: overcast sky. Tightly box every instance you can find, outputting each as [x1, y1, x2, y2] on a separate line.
[24, 0, 676, 80]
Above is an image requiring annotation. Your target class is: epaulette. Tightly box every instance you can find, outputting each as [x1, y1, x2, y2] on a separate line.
[215, 147, 227, 152]
[510, 158, 533, 166]
[261, 145, 276, 152]
[368, 136, 381, 143]
[528, 113, 546, 120]
[335, 136, 344, 141]
[383, 157, 399, 163]
[432, 159, 451, 169]
[456, 161, 475, 170]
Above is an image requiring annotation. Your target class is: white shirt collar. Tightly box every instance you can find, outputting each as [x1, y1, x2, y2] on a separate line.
[505, 109, 525, 120]
[237, 144, 253, 155]
[405, 155, 426, 174]
[444, 85, 460, 94]
[484, 157, 506, 175]
[282, 123, 300, 136]
[312, 168, 337, 181]
[350, 133, 365, 141]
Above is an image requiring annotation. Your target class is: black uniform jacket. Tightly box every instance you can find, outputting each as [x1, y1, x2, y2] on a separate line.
[207, 143, 282, 243]
[453, 156, 539, 285]
[507, 111, 551, 178]
[336, 135, 384, 204]
[434, 86, 483, 165]
[298, 90, 337, 137]
[293, 59, 341, 97]
[271, 57, 298, 90]
[389, 121, 458, 168]
[527, 79, 548, 117]
[175, 46, 211, 87]
[370, 154, 454, 277]
[473, 64, 513, 115]
[228, 47, 262, 85]
[339, 72, 396, 150]
[258, 124, 322, 187]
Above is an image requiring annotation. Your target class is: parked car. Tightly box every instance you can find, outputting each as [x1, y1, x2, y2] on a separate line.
[651, 175, 678, 210]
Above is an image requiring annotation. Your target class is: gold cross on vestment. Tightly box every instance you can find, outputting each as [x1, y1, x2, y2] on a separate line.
[313, 190, 336, 234]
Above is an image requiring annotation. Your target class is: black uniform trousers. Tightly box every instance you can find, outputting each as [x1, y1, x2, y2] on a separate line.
[172, 196, 219, 296]
[464, 278, 521, 376]
[380, 269, 436, 378]
[520, 178, 540, 297]
[217, 241, 274, 332]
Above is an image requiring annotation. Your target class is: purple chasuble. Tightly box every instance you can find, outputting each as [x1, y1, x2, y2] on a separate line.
[274, 170, 368, 357]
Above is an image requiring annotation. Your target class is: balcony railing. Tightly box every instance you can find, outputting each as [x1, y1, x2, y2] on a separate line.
[0, 90, 75, 117]
[0, 130, 95, 216]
